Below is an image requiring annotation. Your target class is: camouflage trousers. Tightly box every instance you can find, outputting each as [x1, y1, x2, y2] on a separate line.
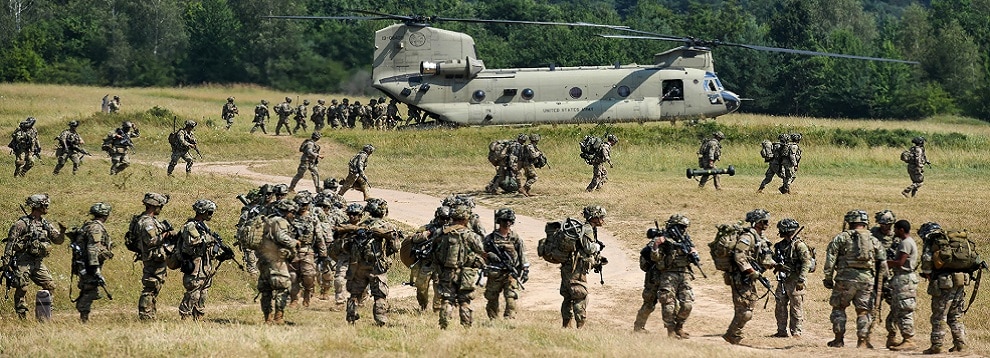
[289, 160, 321, 192]
[828, 280, 873, 339]
[758, 163, 781, 190]
[53, 149, 83, 175]
[250, 120, 267, 134]
[586, 162, 608, 191]
[885, 273, 918, 338]
[484, 270, 521, 319]
[293, 118, 308, 132]
[412, 263, 440, 311]
[903, 166, 924, 196]
[223, 114, 235, 129]
[289, 250, 318, 306]
[178, 272, 214, 318]
[75, 271, 104, 316]
[346, 262, 389, 326]
[275, 118, 293, 135]
[520, 164, 538, 191]
[560, 268, 589, 327]
[779, 166, 797, 193]
[12, 257, 57, 318]
[313, 117, 325, 131]
[437, 267, 478, 329]
[774, 279, 806, 335]
[330, 254, 350, 303]
[725, 273, 760, 341]
[109, 150, 130, 175]
[486, 165, 509, 194]
[13, 151, 35, 177]
[167, 150, 194, 175]
[139, 260, 168, 320]
[697, 160, 721, 189]
[635, 270, 694, 331]
[241, 247, 259, 274]
[338, 172, 370, 200]
[258, 257, 291, 317]
[927, 274, 968, 348]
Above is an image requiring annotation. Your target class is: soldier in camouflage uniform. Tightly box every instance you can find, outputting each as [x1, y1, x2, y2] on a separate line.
[311, 99, 327, 131]
[902, 136, 930, 197]
[442, 194, 487, 237]
[586, 134, 617, 192]
[332, 203, 364, 304]
[287, 192, 328, 308]
[558, 206, 608, 328]
[338, 144, 375, 201]
[108, 121, 139, 175]
[918, 222, 974, 354]
[2, 194, 65, 320]
[9, 117, 40, 177]
[222, 97, 239, 130]
[722, 209, 774, 344]
[504, 134, 527, 190]
[339, 198, 401, 326]
[73, 202, 113, 322]
[433, 205, 486, 329]
[634, 214, 696, 338]
[294, 99, 310, 133]
[339, 98, 353, 128]
[822, 209, 887, 348]
[372, 98, 387, 130]
[258, 199, 299, 324]
[178, 199, 220, 320]
[385, 99, 399, 129]
[274, 97, 294, 136]
[406, 105, 423, 125]
[167, 120, 198, 176]
[771, 218, 811, 338]
[519, 134, 545, 196]
[778, 133, 802, 194]
[53, 120, 91, 175]
[328, 99, 341, 128]
[409, 206, 449, 312]
[288, 132, 324, 192]
[134, 192, 171, 320]
[758, 134, 788, 193]
[886, 219, 919, 351]
[108, 96, 121, 113]
[697, 131, 724, 190]
[251, 100, 270, 134]
[236, 184, 272, 274]
[313, 188, 347, 300]
[483, 208, 529, 320]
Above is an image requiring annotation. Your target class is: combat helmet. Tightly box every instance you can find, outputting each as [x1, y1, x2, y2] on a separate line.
[192, 199, 217, 214]
[843, 209, 869, 225]
[434, 206, 451, 221]
[378, 97, 385, 103]
[285, 96, 292, 103]
[362, 144, 375, 154]
[90, 202, 112, 217]
[495, 208, 516, 223]
[713, 131, 726, 140]
[227, 97, 234, 102]
[311, 132, 322, 140]
[517, 133, 528, 142]
[323, 178, 340, 191]
[345, 203, 364, 215]
[665, 214, 690, 228]
[530, 133, 541, 142]
[68, 120, 80, 128]
[790, 133, 802, 143]
[778, 133, 789, 142]
[121, 121, 134, 129]
[303, 99, 310, 105]
[875, 210, 896, 225]
[745, 209, 770, 223]
[605, 134, 618, 143]
[917, 222, 943, 239]
[450, 205, 472, 221]
[318, 99, 325, 105]
[293, 191, 313, 206]
[261, 100, 269, 105]
[273, 199, 298, 214]
[777, 218, 800, 233]
[364, 198, 388, 218]
[25, 194, 50, 208]
[184, 120, 197, 128]
[582, 205, 607, 220]
[331, 99, 338, 104]
[272, 184, 290, 197]
[912, 136, 926, 145]
[142, 192, 169, 207]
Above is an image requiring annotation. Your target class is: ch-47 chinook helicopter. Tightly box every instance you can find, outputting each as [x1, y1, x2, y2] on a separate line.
[270, 11, 918, 127]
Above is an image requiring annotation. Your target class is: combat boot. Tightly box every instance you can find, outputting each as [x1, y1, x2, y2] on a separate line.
[922, 345, 943, 354]
[826, 334, 844, 348]
[857, 337, 874, 349]
[287, 300, 298, 309]
[80, 312, 89, 323]
[674, 323, 690, 339]
[264, 312, 272, 324]
[667, 328, 678, 338]
[272, 311, 285, 325]
[575, 320, 585, 329]
[949, 342, 967, 352]
[891, 336, 917, 351]
[562, 318, 571, 328]
[319, 293, 329, 301]
[885, 333, 899, 348]
[772, 331, 790, 338]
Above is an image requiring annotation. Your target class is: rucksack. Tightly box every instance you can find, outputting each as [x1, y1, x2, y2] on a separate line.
[124, 215, 143, 254]
[900, 149, 915, 163]
[433, 225, 467, 268]
[499, 176, 519, 193]
[67, 226, 86, 275]
[579, 136, 603, 163]
[488, 139, 512, 167]
[709, 222, 744, 271]
[236, 213, 267, 251]
[168, 130, 181, 151]
[842, 229, 875, 269]
[930, 230, 983, 272]
[537, 218, 583, 264]
[759, 140, 779, 162]
[101, 134, 114, 154]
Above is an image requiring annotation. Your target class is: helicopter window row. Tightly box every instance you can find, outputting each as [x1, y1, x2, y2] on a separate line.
[521, 88, 535, 100]
[617, 86, 631, 97]
[569, 87, 583, 99]
[662, 80, 684, 101]
[473, 90, 486, 102]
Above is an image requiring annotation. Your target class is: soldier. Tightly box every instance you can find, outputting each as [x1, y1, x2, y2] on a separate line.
[634, 214, 697, 338]
[294, 99, 310, 133]
[258, 199, 299, 324]
[483, 208, 529, 320]
[338, 98, 352, 128]
[312, 189, 346, 300]
[251, 100, 270, 134]
[274, 96, 294, 136]
[887, 219, 919, 351]
[107, 121, 139, 175]
[331, 203, 365, 304]
[408, 206, 449, 312]
[108, 95, 121, 113]
[722, 209, 774, 344]
[287, 192, 328, 308]
[167, 120, 199, 176]
[1, 194, 65, 320]
[822, 210, 887, 348]
[871, 210, 897, 252]
[779, 133, 802, 194]
[133, 192, 172, 320]
[758, 134, 788, 193]
[697, 131, 724, 190]
[433, 204, 486, 329]
[442, 194, 487, 237]
[72, 202, 113, 322]
[902, 136, 930, 197]
[349, 100, 362, 129]
[9, 117, 40, 177]
[236, 184, 271, 274]
[360, 99, 376, 130]
[178, 199, 220, 320]
[340, 198, 401, 326]
[385, 99, 399, 129]
[519, 134, 545, 196]
[586, 134, 617, 192]
[53, 121, 92, 175]
[559, 206, 608, 328]
[328, 99, 341, 128]
[406, 105, 423, 125]
[311, 99, 327, 131]
[288, 132, 324, 192]
[771, 218, 811, 338]
[918, 222, 972, 354]
[338, 144, 375, 201]
[505, 134, 527, 189]
[222, 97, 239, 130]
[371, 98, 386, 130]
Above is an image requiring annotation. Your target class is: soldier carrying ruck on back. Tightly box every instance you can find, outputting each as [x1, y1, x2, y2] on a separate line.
[251, 100, 270, 134]
[222, 97, 239, 130]
[274, 97, 294, 136]
[167, 120, 199, 176]
[71, 202, 114, 323]
[311, 99, 328, 131]
[53, 120, 92, 175]
[2, 194, 66, 320]
[9, 117, 40, 177]
[294, 99, 310, 133]
[289, 132, 324, 192]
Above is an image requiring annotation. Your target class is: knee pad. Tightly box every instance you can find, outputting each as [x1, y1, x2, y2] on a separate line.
[568, 284, 588, 301]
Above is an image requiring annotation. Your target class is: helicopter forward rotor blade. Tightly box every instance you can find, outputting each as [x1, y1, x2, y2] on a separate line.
[599, 34, 689, 43]
[435, 17, 629, 29]
[722, 42, 920, 64]
[263, 15, 393, 21]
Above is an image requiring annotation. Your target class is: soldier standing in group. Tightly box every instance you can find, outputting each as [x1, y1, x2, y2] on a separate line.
[505, 134, 527, 190]
[339, 199, 401, 326]
[371, 98, 386, 130]
[237, 184, 272, 274]
[167, 120, 198, 176]
[133, 192, 171, 320]
[274, 97, 294, 136]
[758, 134, 788, 193]
[902, 136, 930, 198]
[251, 100, 270, 134]
[258, 199, 299, 324]
[722, 209, 774, 344]
[1, 194, 65, 320]
[385, 99, 399, 129]
[53, 121, 92, 175]
[822, 210, 887, 348]
[178, 199, 220, 321]
[9, 117, 40, 177]
[634, 214, 696, 338]
[409, 206, 449, 312]
[433, 205, 486, 329]
[483, 208, 529, 320]
[338, 144, 375, 201]
[348, 100, 362, 129]
[294, 99, 310, 133]
[778, 133, 802, 194]
[331, 203, 364, 305]
[311, 99, 328, 131]
[108, 96, 121, 113]
[339, 98, 352, 128]
[406, 105, 423, 125]
[519, 134, 545, 197]
[288, 132, 324, 192]
[287, 193, 328, 308]
[107, 121, 139, 175]
[586, 134, 617, 192]
[312, 189, 346, 301]
[559, 206, 608, 328]
[697, 131, 725, 190]
[73, 203, 113, 323]
[442, 195, 487, 238]
[771, 218, 811, 338]
[918, 222, 976, 354]
[886, 219, 919, 351]
[328, 99, 341, 128]
[222, 97, 239, 130]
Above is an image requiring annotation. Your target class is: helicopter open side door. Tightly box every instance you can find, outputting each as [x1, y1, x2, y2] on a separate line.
[660, 79, 685, 118]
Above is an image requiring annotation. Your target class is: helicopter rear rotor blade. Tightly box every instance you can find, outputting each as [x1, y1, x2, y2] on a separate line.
[723, 43, 920, 64]
[263, 15, 392, 21]
[436, 17, 629, 30]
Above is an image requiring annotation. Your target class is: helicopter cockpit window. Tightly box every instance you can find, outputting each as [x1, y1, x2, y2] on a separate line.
[662, 80, 684, 101]
[569, 87, 583, 99]
[521, 88, 535, 100]
[472, 90, 486, 102]
[706, 79, 718, 92]
[617, 85, 631, 97]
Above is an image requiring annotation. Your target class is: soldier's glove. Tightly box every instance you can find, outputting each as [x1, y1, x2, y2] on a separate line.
[746, 270, 761, 283]
[823, 278, 834, 290]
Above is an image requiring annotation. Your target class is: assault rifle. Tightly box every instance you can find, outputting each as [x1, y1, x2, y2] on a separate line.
[1, 256, 16, 302]
[197, 221, 243, 271]
[665, 222, 708, 279]
[747, 257, 776, 308]
[486, 244, 527, 290]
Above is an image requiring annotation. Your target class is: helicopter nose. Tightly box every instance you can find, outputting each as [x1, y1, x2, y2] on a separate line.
[721, 90, 740, 113]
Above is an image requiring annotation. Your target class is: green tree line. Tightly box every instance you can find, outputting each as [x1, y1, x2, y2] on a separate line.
[1, 0, 987, 120]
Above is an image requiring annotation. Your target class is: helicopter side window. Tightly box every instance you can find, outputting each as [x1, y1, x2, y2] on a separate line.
[617, 85, 631, 97]
[662, 80, 684, 101]
[569, 87, 583, 99]
[706, 79, 718, 92]
[521, 88, 535, 100]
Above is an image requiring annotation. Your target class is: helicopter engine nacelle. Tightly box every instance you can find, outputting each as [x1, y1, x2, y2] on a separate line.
[421, 57, 485, 78]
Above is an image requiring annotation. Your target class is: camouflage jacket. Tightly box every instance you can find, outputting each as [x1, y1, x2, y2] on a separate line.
[590, 142, 612, 165]
[823, 229, 887, 284]
[311, 104, 327, 120]
[697, 138, 721, 162]
[55, 130, 84, 152]
[731, 227, 773, 274]
[4, 215, 63, 261]
[9, 128, 38, 152]
[179, 220, 218, 277]
[80, 219, 112, 267]
[135, 214, 169, 262]
[254, 104, 270, 121]
[433, 224, 485, 270]
[908, 145, 927, 168]
[222, 102, 238, 119]
[348, 151, 369, 174]
[275, 102, 293, 120]
[772, 236, 811, 283]
[294, 104, 308, 120]
[292, 213, 327, 257]
[648, 233, 694, 272]
[261, 215, 299, 262]
[299, 139, 320, 164]
[174, 129, 195, 152]
[483, 229, 528, 272]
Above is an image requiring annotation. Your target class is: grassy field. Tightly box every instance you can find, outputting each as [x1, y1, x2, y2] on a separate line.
[1, 83, 989, 357]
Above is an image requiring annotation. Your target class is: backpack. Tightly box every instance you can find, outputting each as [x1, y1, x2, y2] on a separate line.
[168, 130, 181, 151]
[67, 226, 86, 275]
[930, 230, 983, 272]
[537, 218, 583, 264]
[433, 225, 467, 268]
[759, 140, 779, 162]
[124, 215, 143, 254]
[488, 139, 512, 167]
[900, 149, 915, 163]
[709, 221, 744, 271]
[579, 135, 603, 163]
[639, 245, 654, 272]
[101, 134, 114, 154]
[499, 176, 519, 193]
[236, 213, 267, 251]
[842, 229, 875, 269]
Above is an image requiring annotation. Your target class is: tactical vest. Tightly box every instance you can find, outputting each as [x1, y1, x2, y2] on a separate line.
[840, 229, 875, 270]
